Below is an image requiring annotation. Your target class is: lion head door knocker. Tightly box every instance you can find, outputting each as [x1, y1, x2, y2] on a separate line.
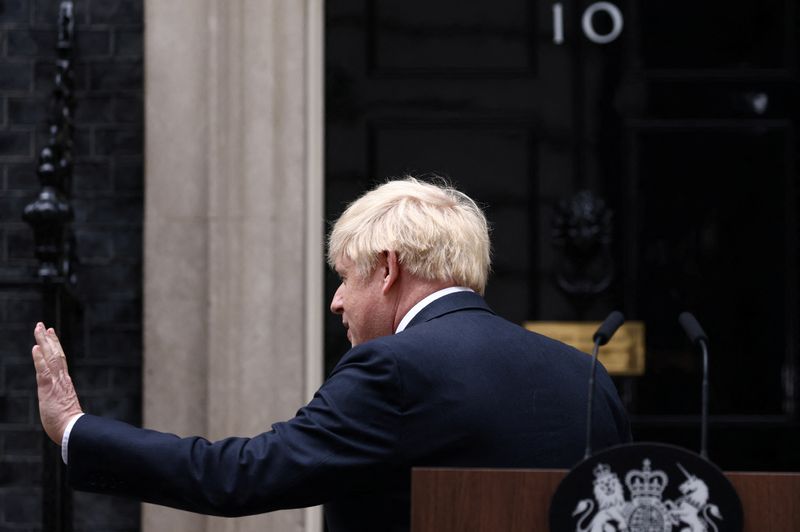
[551, 191, 615, 308]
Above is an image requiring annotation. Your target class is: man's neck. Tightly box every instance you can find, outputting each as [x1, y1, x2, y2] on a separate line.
[395, 286, 474, 333]
[390, 278, 453, 331]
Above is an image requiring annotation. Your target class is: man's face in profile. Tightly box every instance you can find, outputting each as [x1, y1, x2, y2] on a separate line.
[330, 256, 394, 347]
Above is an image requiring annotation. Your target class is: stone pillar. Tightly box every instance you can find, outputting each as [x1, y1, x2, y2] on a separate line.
[143, 1, 324, 532]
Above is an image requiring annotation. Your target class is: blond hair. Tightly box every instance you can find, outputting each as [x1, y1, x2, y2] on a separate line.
[327, 177, 491, 294]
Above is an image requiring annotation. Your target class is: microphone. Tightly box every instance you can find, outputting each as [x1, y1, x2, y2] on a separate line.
[679, 311, 710, 459]
[679, 311, 709, 347]
[585, 311, 625, 458]
[593, 311, 625, 346]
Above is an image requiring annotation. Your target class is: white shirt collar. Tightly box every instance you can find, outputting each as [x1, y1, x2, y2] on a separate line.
[395, 286, 474, 334]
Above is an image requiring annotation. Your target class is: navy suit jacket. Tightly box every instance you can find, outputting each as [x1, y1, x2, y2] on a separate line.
[68, 292, 630, 531]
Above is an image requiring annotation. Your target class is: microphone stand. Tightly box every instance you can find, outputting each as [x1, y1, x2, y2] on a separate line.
[584, 310, 624, 459]
[700, 339, 709, 459]
[679, 311, 711, 460]
[584, 337, 602, 459]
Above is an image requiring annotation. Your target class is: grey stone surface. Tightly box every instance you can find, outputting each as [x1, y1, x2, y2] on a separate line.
[143, 2, 324, 530]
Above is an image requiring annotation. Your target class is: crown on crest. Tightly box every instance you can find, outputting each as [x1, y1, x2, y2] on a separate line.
[625, 459, 668, 499]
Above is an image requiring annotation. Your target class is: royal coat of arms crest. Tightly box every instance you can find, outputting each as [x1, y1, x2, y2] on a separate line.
[571, 459, 723, 532]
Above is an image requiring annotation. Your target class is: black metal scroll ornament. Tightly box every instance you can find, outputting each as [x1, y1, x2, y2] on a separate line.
[551, 190, 615, 306]
[23, 1, 77, 282]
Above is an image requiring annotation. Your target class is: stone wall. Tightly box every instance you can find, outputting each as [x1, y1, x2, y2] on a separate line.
[0, 1, 144, 531]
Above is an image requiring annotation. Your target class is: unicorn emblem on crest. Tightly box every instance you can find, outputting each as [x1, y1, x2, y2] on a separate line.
[665, 463, 724, 532]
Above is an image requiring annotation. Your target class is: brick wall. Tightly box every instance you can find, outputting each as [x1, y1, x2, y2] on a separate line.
[0, 1, 143, 531]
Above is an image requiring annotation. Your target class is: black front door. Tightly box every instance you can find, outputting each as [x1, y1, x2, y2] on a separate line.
[325, 0, 799, 471]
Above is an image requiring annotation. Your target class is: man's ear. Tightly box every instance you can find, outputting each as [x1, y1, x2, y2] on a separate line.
[382, 250, 400, 295]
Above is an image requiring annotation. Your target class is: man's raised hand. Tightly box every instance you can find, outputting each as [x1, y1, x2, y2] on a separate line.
[31, 322, 83, 444]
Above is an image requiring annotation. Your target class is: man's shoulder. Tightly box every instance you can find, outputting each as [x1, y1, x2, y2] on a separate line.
[333, 299, 589, 374]
[385, 307, 585, 363]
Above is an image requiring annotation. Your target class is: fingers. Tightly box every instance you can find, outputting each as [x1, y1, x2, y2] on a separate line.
[31, 344, 50, 381]
[33, 322, 68, 374]
[47, 327, 64, 353]
[34, 322, 53, 361]
[45, 327, 69, 368]
[33, 323, 53, 374]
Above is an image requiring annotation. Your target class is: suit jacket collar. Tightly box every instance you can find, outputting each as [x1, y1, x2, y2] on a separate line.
[405, 290, 495, 330]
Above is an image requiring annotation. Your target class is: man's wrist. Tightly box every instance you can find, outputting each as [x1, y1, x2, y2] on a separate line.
[61, 413, 85, 464]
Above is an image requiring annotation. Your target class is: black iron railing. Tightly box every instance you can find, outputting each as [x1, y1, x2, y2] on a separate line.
[21, 2, 79, 530]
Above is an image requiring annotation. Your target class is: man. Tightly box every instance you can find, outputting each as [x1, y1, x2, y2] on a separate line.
[32, 177, 630, 531]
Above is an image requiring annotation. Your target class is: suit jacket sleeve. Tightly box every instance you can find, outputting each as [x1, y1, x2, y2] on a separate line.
[67, 341, 404, 517]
